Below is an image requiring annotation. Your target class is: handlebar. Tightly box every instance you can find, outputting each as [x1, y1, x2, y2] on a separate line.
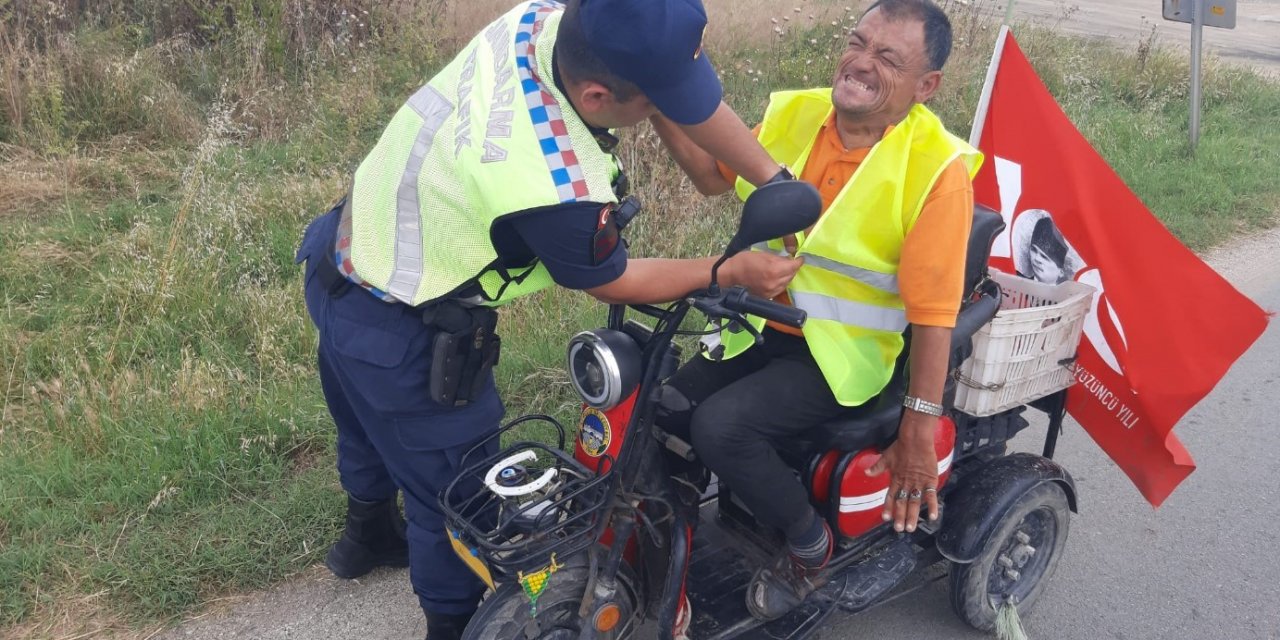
[690, 285, 807, 329]
[722, 287, 807, 328]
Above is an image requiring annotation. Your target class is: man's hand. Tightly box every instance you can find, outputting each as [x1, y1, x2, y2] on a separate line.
[721, 251, 802, 299]
[866, 411, 939, 532]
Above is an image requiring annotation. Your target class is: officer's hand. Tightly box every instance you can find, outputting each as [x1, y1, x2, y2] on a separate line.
[722, 251, 802, 299]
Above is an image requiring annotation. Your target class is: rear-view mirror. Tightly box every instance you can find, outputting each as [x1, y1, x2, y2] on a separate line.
[725, 180, 823, 257]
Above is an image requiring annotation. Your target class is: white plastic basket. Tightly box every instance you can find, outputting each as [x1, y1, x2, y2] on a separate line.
[953, 269, 1096, 417]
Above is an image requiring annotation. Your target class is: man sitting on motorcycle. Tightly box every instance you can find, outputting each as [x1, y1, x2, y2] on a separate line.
[654, 0, 983, 620]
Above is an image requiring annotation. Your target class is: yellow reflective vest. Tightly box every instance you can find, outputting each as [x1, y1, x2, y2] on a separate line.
[717, 89, 983, 406]
[347, 1, 621, 307]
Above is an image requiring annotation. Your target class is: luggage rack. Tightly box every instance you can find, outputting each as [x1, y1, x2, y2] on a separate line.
[441, 415, 615, 581]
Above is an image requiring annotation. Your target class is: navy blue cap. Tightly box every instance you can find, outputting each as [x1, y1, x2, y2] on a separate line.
[577, 0, 722, 125]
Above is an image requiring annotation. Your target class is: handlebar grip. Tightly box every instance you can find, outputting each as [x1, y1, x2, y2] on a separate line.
[725, 288, 807, 328]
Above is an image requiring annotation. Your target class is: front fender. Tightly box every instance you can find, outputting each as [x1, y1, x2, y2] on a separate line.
[936, 453, 1077, 564]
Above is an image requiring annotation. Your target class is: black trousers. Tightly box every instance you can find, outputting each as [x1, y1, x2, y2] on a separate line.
[660, 329, 850, 537]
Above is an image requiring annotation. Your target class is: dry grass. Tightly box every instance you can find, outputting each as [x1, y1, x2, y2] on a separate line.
[3, 593, 164, 640]
[0, 141, 183, 222]
[0, 154, 67, 215]
[440, 0, 852, 51]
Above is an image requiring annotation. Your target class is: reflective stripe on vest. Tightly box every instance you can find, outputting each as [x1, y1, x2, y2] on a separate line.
[789, 291, 909, 333]
[388, 85, 452, 302]
[713, 90, 983, 406]
[348, 1, 619, 306]
[753, 242, 901, 295]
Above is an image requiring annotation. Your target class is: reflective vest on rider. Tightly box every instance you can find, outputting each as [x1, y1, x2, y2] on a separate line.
[716, 89, 983, 406]
[347, 1, 621, 307]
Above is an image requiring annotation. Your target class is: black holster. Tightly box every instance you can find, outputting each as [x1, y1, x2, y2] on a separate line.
[424, 301, 501, 407]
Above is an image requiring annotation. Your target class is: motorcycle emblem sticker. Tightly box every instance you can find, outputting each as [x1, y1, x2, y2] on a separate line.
[579, 407, 611, 458]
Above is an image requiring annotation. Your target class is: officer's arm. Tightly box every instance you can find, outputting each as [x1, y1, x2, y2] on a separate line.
[649, 114, 733, 195]
[586, 253, 800, 305]
[670, 101, 780, 188]
[503, 203, 798, 305]
[586, 257, 719, 304]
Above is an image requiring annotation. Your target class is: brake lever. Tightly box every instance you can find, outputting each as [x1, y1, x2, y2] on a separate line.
[741, 315, 765, 347]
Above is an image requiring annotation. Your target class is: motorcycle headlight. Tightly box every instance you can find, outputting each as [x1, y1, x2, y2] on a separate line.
[566, 329, 641, 410]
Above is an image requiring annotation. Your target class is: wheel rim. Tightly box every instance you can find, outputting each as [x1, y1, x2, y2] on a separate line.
[986, 504, 1058, 604]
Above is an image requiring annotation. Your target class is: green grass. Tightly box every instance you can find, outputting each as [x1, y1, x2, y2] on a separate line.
[1, 1, 1278, 635]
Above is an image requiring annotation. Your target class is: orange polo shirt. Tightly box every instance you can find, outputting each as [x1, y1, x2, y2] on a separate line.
[720, 115, 973, 335]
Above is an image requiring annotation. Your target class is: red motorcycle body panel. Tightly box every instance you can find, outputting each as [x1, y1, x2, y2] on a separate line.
[810, 450, 841, 504]
[575, 391, 641, 565]
[573, 390, 639, 475]
[831, 415, 957, 538]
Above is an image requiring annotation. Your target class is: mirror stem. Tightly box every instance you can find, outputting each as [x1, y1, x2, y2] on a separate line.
[709, 251, 733, 292]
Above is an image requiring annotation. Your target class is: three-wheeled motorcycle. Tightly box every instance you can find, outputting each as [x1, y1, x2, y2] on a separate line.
[443, 180, 1079, 639]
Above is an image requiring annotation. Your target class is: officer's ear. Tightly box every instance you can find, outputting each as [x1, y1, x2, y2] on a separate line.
[572, 80, 616, 116]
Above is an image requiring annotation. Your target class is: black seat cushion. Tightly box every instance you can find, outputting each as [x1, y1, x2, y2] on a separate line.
[966, 205, 1004, 294]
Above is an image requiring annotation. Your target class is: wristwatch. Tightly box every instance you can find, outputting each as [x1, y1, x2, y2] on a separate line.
[763, 164, 795, 185]
[902, 395, 945, 417]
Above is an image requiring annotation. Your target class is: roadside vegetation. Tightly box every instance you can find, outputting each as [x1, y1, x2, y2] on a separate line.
[1, 0, 1277, 636]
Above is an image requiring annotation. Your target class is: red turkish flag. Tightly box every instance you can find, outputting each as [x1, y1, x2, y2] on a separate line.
[969, 28, 1269, 506]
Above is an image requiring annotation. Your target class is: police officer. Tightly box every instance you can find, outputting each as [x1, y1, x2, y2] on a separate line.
[294, 1, 800, 637]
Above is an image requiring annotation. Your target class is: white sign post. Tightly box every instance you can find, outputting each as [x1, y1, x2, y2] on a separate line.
[1163, 0, 1237, 150]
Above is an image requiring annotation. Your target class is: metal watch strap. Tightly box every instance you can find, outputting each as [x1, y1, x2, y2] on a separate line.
[763, 164, 795, 185]
[902, 395, 945, 416]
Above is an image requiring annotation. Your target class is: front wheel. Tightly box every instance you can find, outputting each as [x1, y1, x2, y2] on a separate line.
[463, 562, 638, 640]
[948, 481, 1071, 631]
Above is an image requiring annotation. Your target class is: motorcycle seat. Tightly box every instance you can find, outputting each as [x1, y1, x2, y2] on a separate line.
[800, 205, 1006, 454]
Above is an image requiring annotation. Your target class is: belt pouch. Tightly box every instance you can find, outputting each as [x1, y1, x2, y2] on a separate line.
[429, 305, 500, 407]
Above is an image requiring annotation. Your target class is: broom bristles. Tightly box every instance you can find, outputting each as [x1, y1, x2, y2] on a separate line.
[995, 599, 1029, 640]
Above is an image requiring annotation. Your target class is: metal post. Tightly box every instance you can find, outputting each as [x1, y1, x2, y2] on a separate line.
[1189, 0, 1204, 150]
[1003, 0, 1017, 26]
[1042, 389, 1067, 460]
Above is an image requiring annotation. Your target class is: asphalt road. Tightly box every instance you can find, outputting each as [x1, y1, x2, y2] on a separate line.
[1010, 0, 1280, 75]
[156, 224, 1280, 640]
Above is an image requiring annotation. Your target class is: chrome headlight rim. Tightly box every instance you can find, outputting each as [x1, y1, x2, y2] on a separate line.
[566, 329, 641, 410]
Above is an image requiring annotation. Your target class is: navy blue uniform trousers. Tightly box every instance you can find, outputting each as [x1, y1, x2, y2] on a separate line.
[297, 206, 501, 616]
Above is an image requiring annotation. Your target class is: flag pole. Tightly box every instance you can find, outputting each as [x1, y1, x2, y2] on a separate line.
[969, 24, 1010, 147]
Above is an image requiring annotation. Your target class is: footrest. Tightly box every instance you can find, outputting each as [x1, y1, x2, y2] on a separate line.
[685, 513, 842, 640]
[834, 535, 917, 613]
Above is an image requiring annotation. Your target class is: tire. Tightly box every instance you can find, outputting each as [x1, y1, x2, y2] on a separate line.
[948, 481, 1071, 631]
[463, 560, 638, 640]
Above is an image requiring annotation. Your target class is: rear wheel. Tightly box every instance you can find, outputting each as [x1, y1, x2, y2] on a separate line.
[463, 561, 638, 640]
[948, 482, 1070, 631]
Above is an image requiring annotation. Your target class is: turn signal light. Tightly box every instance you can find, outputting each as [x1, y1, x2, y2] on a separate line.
[593, 603, 621, 632]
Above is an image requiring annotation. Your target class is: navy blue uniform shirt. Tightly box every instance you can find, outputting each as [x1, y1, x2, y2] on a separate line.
[492, 201, 627, 292]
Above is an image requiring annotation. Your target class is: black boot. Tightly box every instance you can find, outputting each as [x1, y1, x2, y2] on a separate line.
[324, 495, 409, 579]
[424, 611, 474, 640]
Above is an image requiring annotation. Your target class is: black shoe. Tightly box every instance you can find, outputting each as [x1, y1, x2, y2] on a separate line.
[324, 495, 409, 579]
[425, 611, 474, 640]
[744, 521, 834, 621]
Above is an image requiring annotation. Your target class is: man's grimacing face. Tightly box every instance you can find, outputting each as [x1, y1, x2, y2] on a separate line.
[831, 8, 934, 120]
